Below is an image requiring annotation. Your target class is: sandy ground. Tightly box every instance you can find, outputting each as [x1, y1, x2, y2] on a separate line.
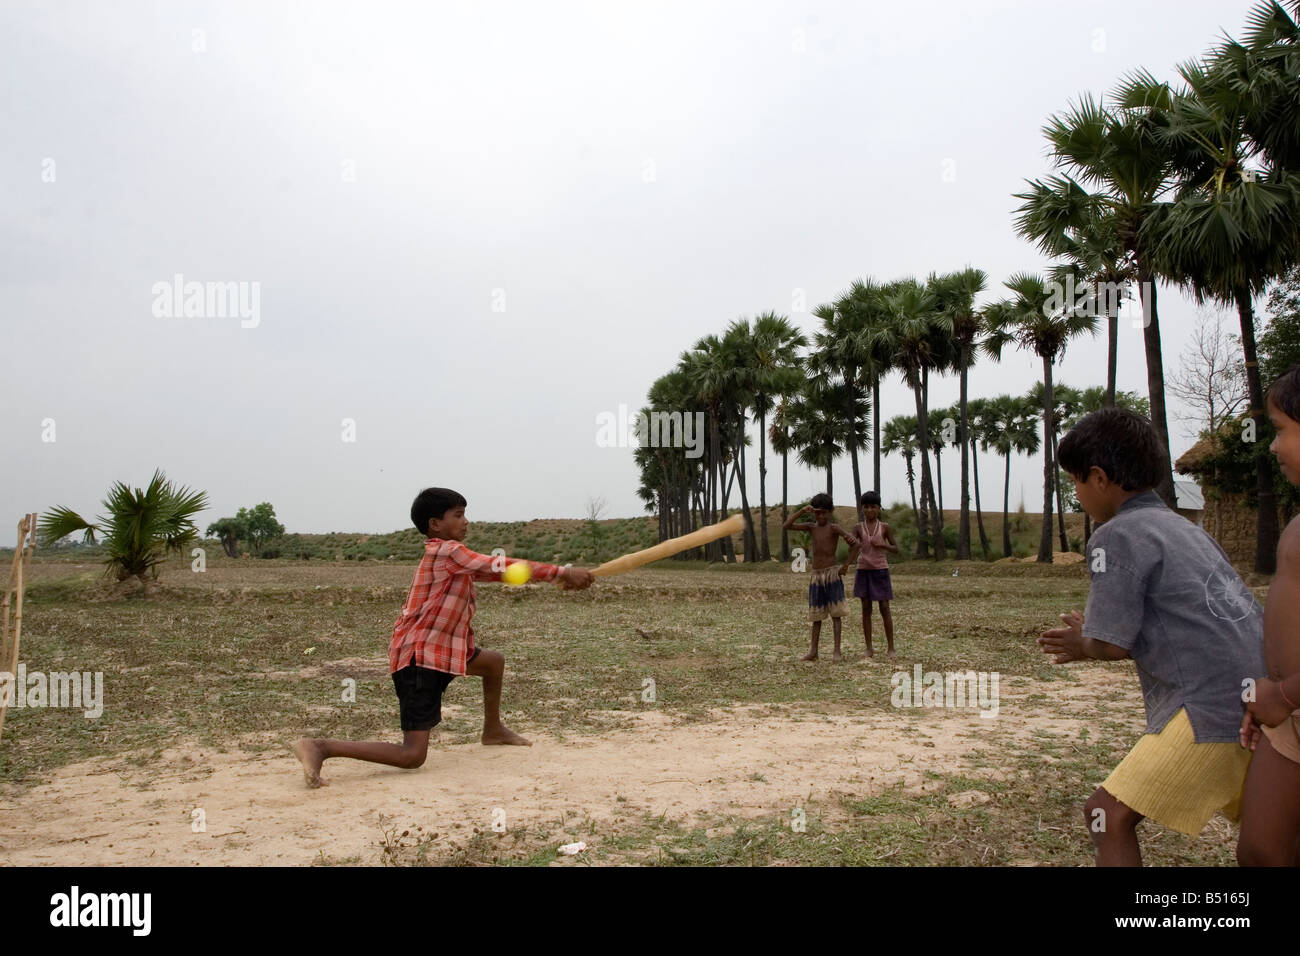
[0, 669, 1138, 866]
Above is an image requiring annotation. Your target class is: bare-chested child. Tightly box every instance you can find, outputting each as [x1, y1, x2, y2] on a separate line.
[293, 487, 594, 787]
[1238, 365, 1300, 866]
[841, 491, 900, 659]
[784, 493, 858, 663]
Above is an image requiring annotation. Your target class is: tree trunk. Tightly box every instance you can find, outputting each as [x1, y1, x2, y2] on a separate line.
[759, 409, 770, 561]
[1105, 304, 1118, 408]
[1138, 272, 1177, 509]
[873, 378, 882, 493]
[906, 452, 920, 546]
[1039, 355, 1056, 563]
[971, 437, 990, 558]
[781, 441, 790, 562]
[735, 421, 757, 563]
[1052, 427, 1068, 552]
[914, 370, 945, 559]
[957, 356, 972, 559]
[1237, 286, 1279, 574]
[1002, 452, 1013, 558]
[935, 447, 944, 527]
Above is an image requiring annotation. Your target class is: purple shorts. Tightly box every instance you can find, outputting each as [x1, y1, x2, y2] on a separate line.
[853, 568, 893, 602]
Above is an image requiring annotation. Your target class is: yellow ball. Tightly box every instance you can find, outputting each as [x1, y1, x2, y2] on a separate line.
[502, 562, 532, 586]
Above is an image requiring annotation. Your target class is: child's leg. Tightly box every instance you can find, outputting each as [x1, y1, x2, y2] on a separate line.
[861, 599, 873, 656]
[831, 616, 843, 662]
[803, 621, 821, 660]
[465, 648, 531, 746]
[293, 730, 430, 788]
[1084, 786, 1144, 866]
[879, 600, 895, 657]
[1237, 734, 1300, 866]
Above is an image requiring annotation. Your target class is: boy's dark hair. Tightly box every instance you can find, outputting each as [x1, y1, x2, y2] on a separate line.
[860, 491, 881, 507]
[1057, 408, 1165, 490]
[810, 492, 833, 510]
[411, 487, 467, 535]
[1266, 364, 1300, 422]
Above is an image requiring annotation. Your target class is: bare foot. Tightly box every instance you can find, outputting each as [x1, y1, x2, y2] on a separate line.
[832, 651, 843, 663]
[863, 651, 875, 662]
[292, 738, 328, 788]
[482, 724, 532, 746]
[801, 651, 818, 661]
[887, 650, 897, 660]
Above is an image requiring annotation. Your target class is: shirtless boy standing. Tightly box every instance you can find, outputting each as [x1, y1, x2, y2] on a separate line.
[784, 494, 859, 662]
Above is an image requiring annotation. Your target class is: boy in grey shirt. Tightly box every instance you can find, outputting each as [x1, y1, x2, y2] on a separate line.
[1039, 408, 1265, 866]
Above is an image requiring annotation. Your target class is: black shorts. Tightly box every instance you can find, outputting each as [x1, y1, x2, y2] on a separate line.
[391, 650, 479, 731]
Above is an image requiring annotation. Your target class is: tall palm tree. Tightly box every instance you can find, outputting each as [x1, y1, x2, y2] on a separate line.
[1028, 382, 1083, 552]
[985, 272, 1099, 562]
[1041, 88, 1179, 508]
[812, 295, 873, 522]
[722, 319, 761, 562]
[1014, 178, 1128, 408]
[40, 470, 209, 595]
[678, 336, 733, 561]
[770, 398, 797, 562]
[931, 268, 989, 558]
[1136, 44, 1300, 572]
[749, 314, 807, 561]
[868, 279, 952, 558]
[981, 396, 1042, 558]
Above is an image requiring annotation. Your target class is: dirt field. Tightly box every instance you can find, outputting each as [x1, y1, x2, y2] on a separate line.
[0, 557, 1251, 866]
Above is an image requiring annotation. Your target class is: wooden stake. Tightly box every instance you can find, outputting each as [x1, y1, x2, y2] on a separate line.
[0, 514, 36, 742]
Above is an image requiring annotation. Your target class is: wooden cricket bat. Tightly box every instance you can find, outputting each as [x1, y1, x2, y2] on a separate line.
[591, 514, 745, 577]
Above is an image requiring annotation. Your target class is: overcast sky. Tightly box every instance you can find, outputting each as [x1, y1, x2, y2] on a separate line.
[0, 0, 1270, 546]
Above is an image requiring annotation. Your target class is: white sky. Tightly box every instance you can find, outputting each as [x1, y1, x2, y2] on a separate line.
[0, 0, 1269, 545]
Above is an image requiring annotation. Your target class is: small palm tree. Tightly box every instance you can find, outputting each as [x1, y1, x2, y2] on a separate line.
[981, 396, 1042, 558]
[39, 470, 209, 595]
[882, 414, 922, 542]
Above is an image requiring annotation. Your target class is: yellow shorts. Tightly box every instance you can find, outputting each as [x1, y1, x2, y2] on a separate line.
[1102, 708, 1252, 836]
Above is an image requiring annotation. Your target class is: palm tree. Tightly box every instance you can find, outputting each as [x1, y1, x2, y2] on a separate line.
[1027, 382, 1083, 552]
[749, 313, 807, 561]
[770, 398, 797, 562]
[985, 272, 1099, 562]
[679, 336, 733, 560]
[1136, 43, 1300, 573]
[981, 396, 1042, 558]
[39, 470, 209, 595]
[931, 268, 989, 558]
[722, 320, 762, 562]
[787, 380, 862, 500]
[868, 279, 953, 558]
[1040, 88, 1179, 507]
[882, 414, 922, 543]
[1014, 177, 1128, 408]
[812, 295, 874, 522]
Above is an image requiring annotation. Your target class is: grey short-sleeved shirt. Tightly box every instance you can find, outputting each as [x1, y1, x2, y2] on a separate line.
[1083, 491, 1266, 743]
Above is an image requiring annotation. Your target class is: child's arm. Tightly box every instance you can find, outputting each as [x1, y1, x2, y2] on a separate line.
[1038, 610, 1131, 663]
[837, 526, 860, 575]
[445, 541, 591, 588]
[1246, 673, 1300, 729]
[880, 522, 900, 554]
[783, 504, 814, 531]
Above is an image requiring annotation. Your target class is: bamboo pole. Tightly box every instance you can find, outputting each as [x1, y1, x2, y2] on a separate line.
[0, 514, 37, 742]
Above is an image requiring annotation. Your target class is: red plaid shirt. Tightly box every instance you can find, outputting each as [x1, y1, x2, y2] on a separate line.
[389, 538, 563, 675]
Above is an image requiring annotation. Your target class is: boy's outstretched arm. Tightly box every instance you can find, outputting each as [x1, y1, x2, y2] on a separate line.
[1038, 611, 1130, 663]
[444, 541, 592, 588]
